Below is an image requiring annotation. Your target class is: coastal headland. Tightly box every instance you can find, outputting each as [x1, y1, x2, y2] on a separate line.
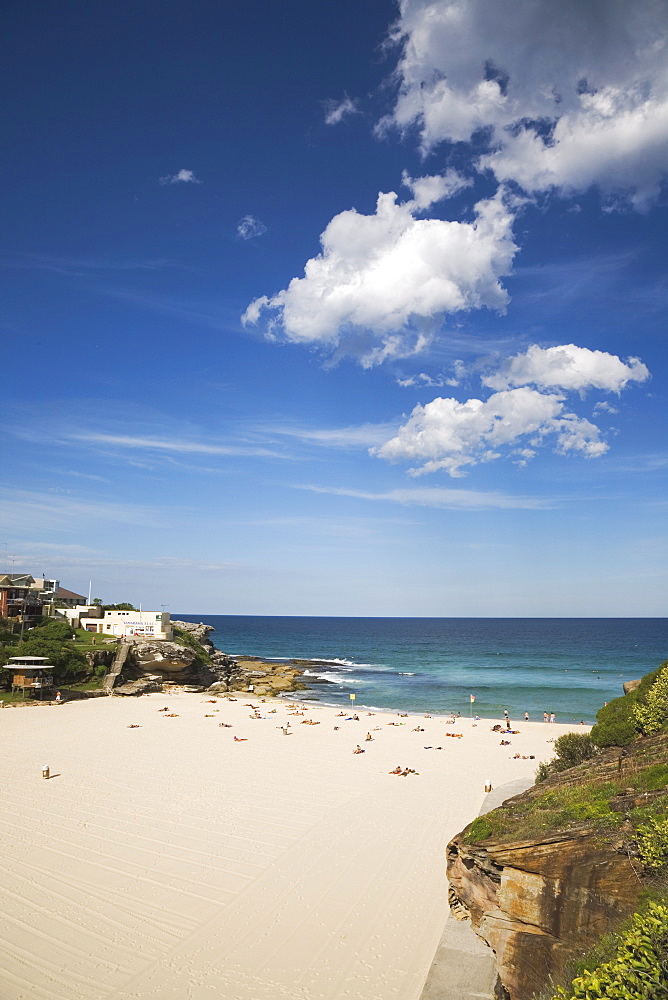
[0, 688, 584, 1000]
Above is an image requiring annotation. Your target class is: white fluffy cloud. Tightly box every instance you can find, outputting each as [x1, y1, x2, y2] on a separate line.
[374, 387, 608, 476]
[401, 169, 472, 209]
[159, 168, 201, 185]
[237, 215, 268, 240]
[243, 188, 517, 365]
[385, 0, 668, 205]
[324, 95, 360, 126]
[483, 344, 650, 393]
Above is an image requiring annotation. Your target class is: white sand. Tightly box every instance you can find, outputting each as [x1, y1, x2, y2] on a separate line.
[0, 694, 586, 1000]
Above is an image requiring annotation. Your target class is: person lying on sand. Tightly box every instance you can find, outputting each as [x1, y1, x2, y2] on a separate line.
[164, 713, 179, 717]
[204, 714, 215, 717]
[158, 707, 170, 712]
[219, 723, 232, 727]
[412, 726, 425, 732]
[336, 712, 346, 717]
[500, 740, 511, 745]
[353, 745, 364, 754]
[127, 724, 141, 728]
[233, 736, 247, 741]
[389, 765, 403, 773]
[204, 699, 218, 703]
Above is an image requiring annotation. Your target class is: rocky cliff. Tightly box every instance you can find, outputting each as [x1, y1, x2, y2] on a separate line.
[447, 733, 668, 999]
[112, 620, 308, 698]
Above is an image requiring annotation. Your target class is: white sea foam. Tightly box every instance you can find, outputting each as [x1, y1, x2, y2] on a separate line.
[303, 671, 365, 684]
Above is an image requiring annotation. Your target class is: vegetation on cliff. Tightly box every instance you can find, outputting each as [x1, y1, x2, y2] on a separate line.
[0, 617, 93, 687]
[591, 661, 668, 747]
[457, 660, 668, 1000]
[549, 901, 668, 1000]
[170, 625, 212, 667]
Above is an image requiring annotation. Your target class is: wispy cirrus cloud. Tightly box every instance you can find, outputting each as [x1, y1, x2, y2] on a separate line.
[267, 423, 397, 448]
[0, 252, 180, 276]
[159, 168, 201, 185]
[0, 488, 167, 531]
[324, 94, 360, 125]
[296, 483, 554, 510]
[68, 432, 286, 459]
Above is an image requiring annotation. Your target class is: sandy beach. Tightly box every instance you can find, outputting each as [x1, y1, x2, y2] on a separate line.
[0, 693, 586, 1000]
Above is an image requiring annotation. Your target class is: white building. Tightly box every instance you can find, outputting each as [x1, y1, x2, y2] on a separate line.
[61, 606, 172, 640]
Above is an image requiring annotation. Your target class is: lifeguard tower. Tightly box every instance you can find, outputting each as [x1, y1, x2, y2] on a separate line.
[9, 656, 55, 699]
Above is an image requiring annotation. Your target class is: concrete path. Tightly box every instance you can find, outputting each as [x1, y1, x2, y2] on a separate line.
[419, 777, 535, 1000]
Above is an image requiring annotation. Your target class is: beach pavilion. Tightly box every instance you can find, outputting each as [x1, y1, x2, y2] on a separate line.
[8, 656, 55, 699]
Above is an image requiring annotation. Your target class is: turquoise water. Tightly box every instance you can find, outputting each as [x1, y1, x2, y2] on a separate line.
[174, 616, 668, 724]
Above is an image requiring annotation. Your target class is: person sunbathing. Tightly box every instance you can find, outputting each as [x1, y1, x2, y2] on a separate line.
[158, 707, 170, 712]
[353, 745, 364, 754]
[165, 713, 179, 717]
[365, 732, 374, 740]
[412, 726, 425, 732]
[233, 736, 247, 741]
[389, 765, 403, 774]
[219, 722, 232, 727]
[127, 724, 141, 728]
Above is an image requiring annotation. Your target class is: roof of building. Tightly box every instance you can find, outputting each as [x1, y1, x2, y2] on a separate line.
[9, 656, 50, 662]
[0, 574, 36, 588]
[56, 587, 87, 601]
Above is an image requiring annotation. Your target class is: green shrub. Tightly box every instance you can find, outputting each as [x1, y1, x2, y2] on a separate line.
[553, 901, 668, 999]
[637, 817, 668, 872]
[27, 620, 74, 642]
[635, 666, 668, 736]
[554, 733, 597, 770]
[536, 760, 552, 782]
[591, 695, 639, 748]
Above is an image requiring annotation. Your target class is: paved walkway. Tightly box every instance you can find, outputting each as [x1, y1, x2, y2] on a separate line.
[419, 777, 535, 1000]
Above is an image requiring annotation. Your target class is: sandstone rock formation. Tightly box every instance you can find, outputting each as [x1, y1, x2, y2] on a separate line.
[447, 825, 641, 1000]
[131, 640, 198, 675]
[110, 621, 309, 698]
[447, 734, 668, 1000]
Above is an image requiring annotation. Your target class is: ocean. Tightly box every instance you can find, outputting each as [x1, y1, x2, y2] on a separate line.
[174, 616, 667, 724]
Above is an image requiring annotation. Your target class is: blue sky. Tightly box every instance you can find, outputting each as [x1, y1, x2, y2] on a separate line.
[2, 0, 667, 616]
